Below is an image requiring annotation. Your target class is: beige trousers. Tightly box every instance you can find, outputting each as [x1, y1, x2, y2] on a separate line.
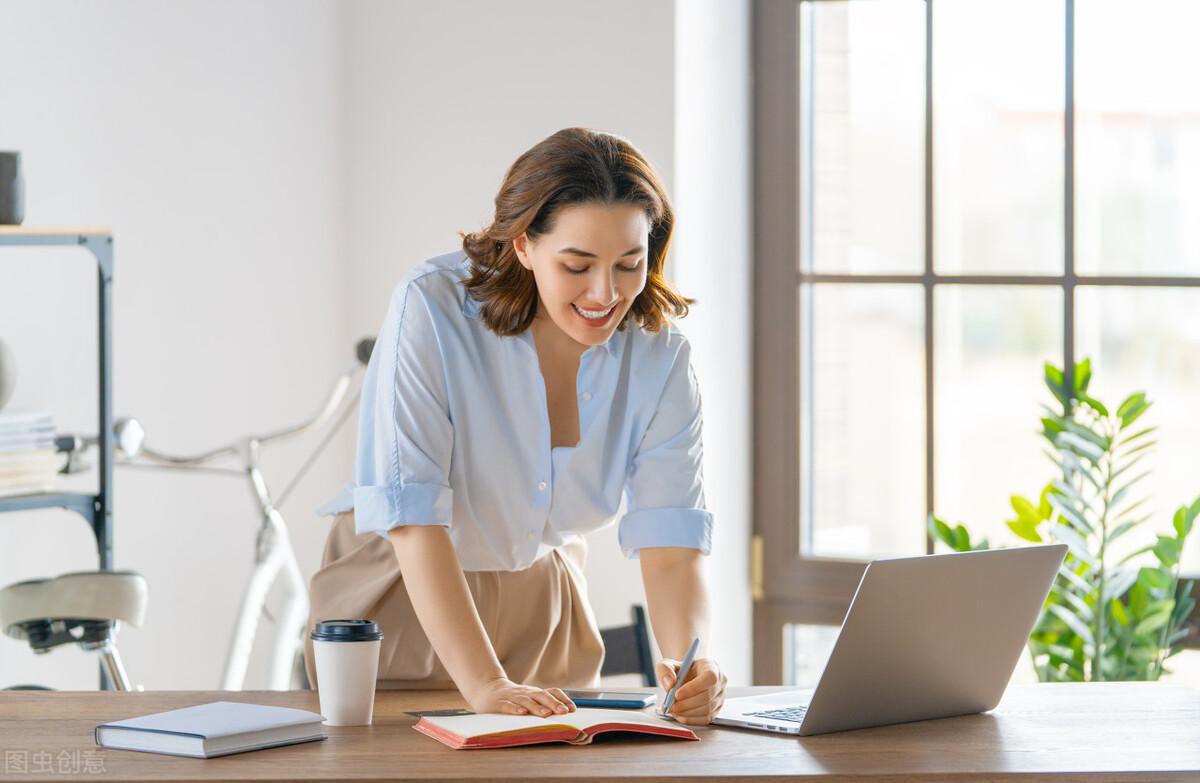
[304, 511, 604, 691]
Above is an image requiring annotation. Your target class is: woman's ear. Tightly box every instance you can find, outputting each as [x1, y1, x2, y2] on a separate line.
[512, 233, 533, 271]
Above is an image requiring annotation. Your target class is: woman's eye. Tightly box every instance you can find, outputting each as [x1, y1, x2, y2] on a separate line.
[618, 262, 643, 272]
[564, 265, 587, 274]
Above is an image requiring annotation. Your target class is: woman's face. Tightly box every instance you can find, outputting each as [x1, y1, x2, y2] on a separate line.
[514, 202, 650, 348]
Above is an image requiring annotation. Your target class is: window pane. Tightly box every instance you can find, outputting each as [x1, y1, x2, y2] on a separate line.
[800, 0, 924, 275]
[1076, 1, 1200, 276]
[801, 284, 925, 560]
[1076, 287, 1200, 573]
[934, 286, 1063, 549]
[784, 624, 839, 688]
[933, 0, 1064, 275]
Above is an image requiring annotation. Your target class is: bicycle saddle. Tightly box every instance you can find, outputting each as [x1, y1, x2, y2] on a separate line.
[0, 571, 148, 644]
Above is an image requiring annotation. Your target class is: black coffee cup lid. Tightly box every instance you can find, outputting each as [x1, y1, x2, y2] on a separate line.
[310, 619, 383, 642]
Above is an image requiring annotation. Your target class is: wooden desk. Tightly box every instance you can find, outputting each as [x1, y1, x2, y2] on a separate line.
[1, 684, 1197, 782]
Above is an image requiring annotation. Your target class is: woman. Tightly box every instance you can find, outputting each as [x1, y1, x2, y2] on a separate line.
[305, 127, 726, 725]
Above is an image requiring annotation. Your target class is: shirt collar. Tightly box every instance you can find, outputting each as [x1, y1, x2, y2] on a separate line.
[463, 293, 621, 358]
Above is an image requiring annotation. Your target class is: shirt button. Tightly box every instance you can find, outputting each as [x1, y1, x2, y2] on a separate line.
[581, 391, 593, 402]
[537, 481, 548, 491]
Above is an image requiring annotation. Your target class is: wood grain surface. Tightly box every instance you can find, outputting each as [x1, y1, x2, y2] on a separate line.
[1, 684, 1197, 782]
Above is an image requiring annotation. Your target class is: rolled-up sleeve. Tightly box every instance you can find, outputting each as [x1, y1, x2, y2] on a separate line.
[618, 338, 713, 558]
[352, 276, 454, 539]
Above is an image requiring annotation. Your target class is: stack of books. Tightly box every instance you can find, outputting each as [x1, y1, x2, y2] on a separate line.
[0, 409, 58, 498]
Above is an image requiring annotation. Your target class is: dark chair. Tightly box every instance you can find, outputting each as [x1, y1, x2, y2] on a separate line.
[599, 605, 656, 686]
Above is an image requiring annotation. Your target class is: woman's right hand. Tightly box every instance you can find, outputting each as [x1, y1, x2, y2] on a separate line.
[465, 677, 577, 717]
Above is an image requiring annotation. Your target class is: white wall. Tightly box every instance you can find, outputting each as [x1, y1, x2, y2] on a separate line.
[1, 0, 754, 691]
[674, 0, 753, 685]
[0, 0, 348, 690]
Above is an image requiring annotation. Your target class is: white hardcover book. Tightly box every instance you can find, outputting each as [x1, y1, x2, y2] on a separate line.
[94, 701, 326, 759]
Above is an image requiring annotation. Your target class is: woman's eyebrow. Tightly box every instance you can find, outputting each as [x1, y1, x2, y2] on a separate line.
[558, 245, 645, 258]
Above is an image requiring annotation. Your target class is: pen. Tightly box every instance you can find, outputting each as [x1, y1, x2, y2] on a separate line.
[661, 637, 700, 714]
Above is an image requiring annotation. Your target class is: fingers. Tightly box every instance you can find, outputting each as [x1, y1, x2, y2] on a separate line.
[669, 666, 719, 704]
[665, 661, 727, 726]
[499, 699, 530, 715]
[509, 689, 573, 717]
[548, 687, 577, 712]
[657, 660, 680, 690]
[531, 689, 571, 714]
[511, 694, 553, 716]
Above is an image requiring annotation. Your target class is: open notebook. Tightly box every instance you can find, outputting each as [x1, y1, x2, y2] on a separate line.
[414, 707, 699, 749]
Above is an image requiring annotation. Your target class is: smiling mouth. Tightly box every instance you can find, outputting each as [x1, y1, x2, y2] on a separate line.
[572, 303, 617, 325]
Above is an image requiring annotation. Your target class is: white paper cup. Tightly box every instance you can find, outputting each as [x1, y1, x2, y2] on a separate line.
[310, 619, 383, 726]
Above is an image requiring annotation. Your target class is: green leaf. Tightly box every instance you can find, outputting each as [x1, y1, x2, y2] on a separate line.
[1129, 582, 1149, 616]
[1074, 357, 1092, 393]
[1120, 398, 1151, 429]
[1118, 425, 1158, 449]
[1060, 418, 1111, 451]
[1102, 567, 1138, 603]
[1138, 566, 1172, 594]
[1047, 494, 1095, 537]
[1119, 439, 1157, 460]
[928, 515, 955, 549]
[1049, 524, 1097, 566]
[1118, 544, 1155, 566]
[1078, 393, 1108, 418]
[1055, 451, 1104, 491]
[1045, 362, 1069, 407]
[1174, 505, 1195, 540]
[1110, 475, 1151, 511]
[1008, 518, 1044, 543]
[1133, 608, 1173, 637]
[953, 524, 971, 552]
[1058, 566, 1093, 595]
[1111, 599, 1130, 626]
[1110, 497, 1151, 525]
[1047, 603, 1096, 646]
[1189, 497, 1200, 525]
[1038, 484, 1055, 518]
[1105, 520, 1139, 546]
[1154, 535, 1181, 568]
[1052, 585, 1095, 622]
[1116, 391, 1147, 421]
[1109, 451, 1149, 485]
[1055, 431, 1106, 463]
[1011, 495, 1041, 526]
[1041, 417, 1066, 440]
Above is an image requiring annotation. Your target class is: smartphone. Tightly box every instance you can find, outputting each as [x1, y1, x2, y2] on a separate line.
[563, 690, 656, 709]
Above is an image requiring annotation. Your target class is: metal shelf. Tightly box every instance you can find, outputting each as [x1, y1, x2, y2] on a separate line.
[0, 228, 115, 689]
[0, 492, 98, 523]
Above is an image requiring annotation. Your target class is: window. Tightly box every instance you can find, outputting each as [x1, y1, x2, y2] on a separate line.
[753, 0, 1200, 685]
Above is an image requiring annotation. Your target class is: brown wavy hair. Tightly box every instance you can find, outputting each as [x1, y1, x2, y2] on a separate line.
[461, 127, 692, 336]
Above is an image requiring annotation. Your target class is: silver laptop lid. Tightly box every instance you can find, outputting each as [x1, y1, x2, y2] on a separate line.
[795, 544, 1066, 736]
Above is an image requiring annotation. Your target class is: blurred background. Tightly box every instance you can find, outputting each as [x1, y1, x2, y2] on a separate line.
[1, 0, 1198, 693]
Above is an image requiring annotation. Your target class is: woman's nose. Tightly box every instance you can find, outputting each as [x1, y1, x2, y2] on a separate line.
[589, 270, 617, 305]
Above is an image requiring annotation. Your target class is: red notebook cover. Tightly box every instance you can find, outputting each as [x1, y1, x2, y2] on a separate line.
[413, 708, 699, 750]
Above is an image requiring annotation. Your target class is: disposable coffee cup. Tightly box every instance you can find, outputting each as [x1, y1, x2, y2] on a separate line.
[310, 619, 384, 726]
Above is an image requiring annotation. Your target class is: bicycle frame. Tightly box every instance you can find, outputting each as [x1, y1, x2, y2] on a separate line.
[121, 345, 368, 690]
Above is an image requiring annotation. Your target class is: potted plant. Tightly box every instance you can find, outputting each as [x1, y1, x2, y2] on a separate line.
[929, 359, 1198, 681]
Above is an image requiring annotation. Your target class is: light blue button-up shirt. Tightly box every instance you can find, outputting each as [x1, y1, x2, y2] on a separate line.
[317, 251, 713, 572]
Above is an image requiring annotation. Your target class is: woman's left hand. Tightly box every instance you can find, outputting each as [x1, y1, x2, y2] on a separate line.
[657, 657, 727, 726]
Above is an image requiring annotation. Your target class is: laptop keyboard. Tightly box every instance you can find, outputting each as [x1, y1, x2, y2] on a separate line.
[747, 705, 809, 723]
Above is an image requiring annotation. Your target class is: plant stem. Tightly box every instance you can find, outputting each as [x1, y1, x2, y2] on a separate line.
[1093, 415, 1113, 681]
[1153, 564, 1183, 679]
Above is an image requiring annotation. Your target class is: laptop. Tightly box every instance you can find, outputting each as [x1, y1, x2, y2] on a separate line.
[715, 544, 1067, 736]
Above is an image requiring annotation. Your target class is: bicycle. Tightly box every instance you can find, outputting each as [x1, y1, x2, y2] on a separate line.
[0, 338, 373, 691]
